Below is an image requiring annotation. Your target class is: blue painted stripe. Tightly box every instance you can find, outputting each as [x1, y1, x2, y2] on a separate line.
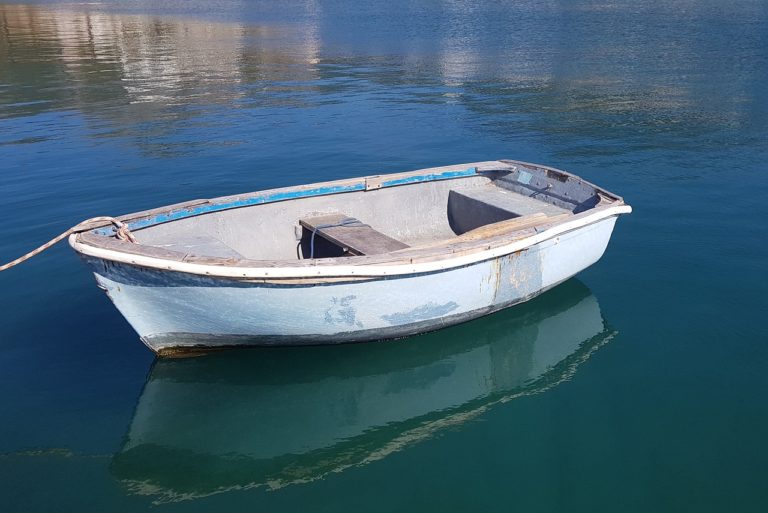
[125, 183, 365, 231]
[380, 167, 477, 187]
[99, 167, 477, 234]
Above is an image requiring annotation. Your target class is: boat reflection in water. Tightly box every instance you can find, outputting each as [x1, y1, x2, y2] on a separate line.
[112, 280, 617, 503]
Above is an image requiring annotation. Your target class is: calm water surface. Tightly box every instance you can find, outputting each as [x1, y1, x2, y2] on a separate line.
[1, 1, 767, 511]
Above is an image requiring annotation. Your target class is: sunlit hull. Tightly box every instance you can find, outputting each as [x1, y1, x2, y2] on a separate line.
[71, 160, 631, 355]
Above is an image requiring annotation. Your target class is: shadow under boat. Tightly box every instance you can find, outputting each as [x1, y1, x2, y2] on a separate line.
[111, 279, 617, 503]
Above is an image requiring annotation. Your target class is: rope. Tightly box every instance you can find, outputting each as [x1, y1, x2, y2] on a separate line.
[0, 216, 137, 272]
[309, 217, 361, 259]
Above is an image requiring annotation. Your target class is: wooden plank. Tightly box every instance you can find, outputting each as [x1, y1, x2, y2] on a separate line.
[457, 212, 570, 241]
[300, 214, 410, 256]
[396, 212, 571, 252]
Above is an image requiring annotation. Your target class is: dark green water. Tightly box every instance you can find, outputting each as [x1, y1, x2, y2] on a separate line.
[1, 1, 767, 511]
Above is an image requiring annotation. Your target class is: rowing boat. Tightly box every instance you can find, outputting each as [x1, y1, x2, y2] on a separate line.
[68, 159, 631, 355]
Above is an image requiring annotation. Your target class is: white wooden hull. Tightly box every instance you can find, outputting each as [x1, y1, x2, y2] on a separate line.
[70, 159, 631, 354]
[86, 216, 619, 354]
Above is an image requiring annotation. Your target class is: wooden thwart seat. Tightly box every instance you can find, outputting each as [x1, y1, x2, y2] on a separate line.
[300, 213, 410, 256]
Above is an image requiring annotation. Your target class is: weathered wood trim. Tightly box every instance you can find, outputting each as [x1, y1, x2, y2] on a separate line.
[363, 166, 479, 190]
[70, 203, 631, 279]
[455, 212, 569, 241]
[71, 159, 632, 279]
[100, 162, 506, 235]
[93, 160, 622, 237]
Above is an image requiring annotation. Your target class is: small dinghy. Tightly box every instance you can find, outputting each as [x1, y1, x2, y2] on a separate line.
[67, 159, 631, 355]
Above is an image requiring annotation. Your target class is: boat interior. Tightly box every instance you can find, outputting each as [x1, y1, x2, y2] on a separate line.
[126, 162, 615, 261]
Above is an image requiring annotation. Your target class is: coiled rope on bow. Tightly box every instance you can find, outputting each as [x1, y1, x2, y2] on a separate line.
[0, 216, 137, 272]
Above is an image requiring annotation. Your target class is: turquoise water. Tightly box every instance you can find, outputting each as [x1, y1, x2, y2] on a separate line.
[1, 1, 767, 511]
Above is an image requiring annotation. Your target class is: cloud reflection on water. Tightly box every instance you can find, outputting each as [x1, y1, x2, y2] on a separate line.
[1, 1, 765, 164]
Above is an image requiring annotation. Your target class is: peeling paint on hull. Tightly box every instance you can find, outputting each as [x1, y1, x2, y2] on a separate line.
[146, 289, 550, 356]
[86, 217, 619, 355]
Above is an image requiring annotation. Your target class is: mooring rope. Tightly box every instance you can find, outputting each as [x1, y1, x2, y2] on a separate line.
[0, 216, 137, 272]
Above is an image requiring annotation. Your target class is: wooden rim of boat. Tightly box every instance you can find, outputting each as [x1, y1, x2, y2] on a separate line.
[69, 160, 632, 280]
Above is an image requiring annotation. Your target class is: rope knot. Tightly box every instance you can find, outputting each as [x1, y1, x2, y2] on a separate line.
[114, 221, 138, 244]
[0, 216, 138, 272]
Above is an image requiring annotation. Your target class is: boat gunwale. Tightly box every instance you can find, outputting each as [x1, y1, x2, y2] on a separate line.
[69, 160, 631, 279]
[71, 206, 630, 280]
[94, 161, 503, 234]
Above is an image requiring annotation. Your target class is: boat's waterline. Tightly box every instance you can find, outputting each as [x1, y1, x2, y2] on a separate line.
[70, 205, 630, 280]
